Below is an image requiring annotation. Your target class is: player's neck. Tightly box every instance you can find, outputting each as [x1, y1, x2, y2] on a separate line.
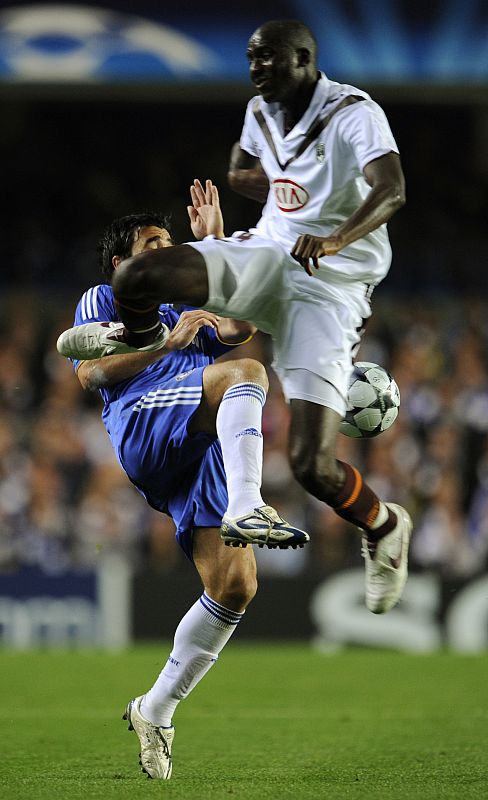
[281, 79, 318, 134]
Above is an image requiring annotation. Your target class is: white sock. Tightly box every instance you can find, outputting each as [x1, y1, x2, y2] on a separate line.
[216, 382, 266, 518]
[369, 501, 389, 530]
[140, 593, 244, 727]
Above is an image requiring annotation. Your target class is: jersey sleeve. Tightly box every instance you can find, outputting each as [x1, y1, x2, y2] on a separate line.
[340, 101, 399, 173]
[239, 98, 261, 157]
[71, 284, 116, 370]
[73, 284, 116, 326]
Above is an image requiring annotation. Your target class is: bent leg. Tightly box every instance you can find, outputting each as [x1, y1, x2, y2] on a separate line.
[189, 358, 268, 520]
[288, 399, 396, 534]
[189, 358, 268, 436]
[289, 399, 345, 502]
[288, 399, 412, 614]
[140, 529, 256, 727]
[112, 235, 288, 346]
[113, 244, 209, 307]
[192, 526, 258, 611]
[189, 361, 310, 549]
[112, 245, 210, 345]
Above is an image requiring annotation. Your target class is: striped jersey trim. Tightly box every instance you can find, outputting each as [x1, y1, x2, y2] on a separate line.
[222, 383, 266, 406]
[80, 285, 102, 320]
[199, 593, 244, 626]
[133, 385, 202, 412]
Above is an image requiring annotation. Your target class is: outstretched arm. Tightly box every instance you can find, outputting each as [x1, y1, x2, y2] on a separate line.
[77, 350, 165, 391]
[227, 142, 270, 203]
[77, 310, 224, 391]
[292, 152, 406, 275]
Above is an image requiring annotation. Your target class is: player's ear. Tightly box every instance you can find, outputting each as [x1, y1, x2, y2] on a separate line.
[112, 255, 122, 270]
[297, 47, 311, 67]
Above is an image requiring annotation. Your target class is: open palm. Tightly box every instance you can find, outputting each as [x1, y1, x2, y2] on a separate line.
[187, 179, 225, 240]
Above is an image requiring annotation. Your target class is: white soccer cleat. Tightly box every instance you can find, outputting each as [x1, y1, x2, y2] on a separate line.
[123, 696, 174, 780]
[56, 321, 169, 360]
[220, 505, 310, 549]
[362, 503, 412, 614]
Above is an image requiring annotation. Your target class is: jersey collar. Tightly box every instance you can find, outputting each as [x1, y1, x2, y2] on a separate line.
[262, 72, 332, 138]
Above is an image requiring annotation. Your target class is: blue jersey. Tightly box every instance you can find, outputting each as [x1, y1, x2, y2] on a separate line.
[72, 283, 237, 559]
[73, 284, 234, 436]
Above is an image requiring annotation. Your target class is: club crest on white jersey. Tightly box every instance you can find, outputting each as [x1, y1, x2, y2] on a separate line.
[273, 179, 309, 212]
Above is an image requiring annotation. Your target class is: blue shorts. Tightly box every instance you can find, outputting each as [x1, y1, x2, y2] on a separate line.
[109, 367, 228, 561]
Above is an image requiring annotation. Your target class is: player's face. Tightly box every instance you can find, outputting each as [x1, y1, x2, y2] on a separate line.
[247, 32, 302, 104]
[131, 226, 173, 256]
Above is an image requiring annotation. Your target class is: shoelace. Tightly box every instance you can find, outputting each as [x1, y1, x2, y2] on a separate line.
[251, 508, 275, 544]
[361, 538, 378, 559]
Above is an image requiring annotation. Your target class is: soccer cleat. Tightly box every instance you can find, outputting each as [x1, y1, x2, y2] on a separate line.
[220, 505, 310, 549]
[56, 321, 169, 360]
[122, 696, 174, 780]
[362, 502, 412, 614]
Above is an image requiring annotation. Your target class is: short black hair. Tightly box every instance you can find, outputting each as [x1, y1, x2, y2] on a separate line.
[253, 19, 317, 61]
[97, 211, 173, 283]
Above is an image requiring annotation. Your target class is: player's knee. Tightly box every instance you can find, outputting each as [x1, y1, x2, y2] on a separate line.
[289, 447, 342, 500]
[233, 358, 268, 390]
[225, 571, 257, 610]
[210, 570, 258, 612]
[112, 255, 149, 300]
[112, 250, 170, 301]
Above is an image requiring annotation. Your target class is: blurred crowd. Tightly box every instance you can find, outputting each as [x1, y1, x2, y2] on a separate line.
[1, 290, 488, 582]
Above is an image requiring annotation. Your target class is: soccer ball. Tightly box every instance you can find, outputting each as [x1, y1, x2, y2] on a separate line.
[340, 362, 400, 438]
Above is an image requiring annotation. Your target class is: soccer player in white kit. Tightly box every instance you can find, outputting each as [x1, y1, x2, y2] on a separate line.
[227, 19, 412, 616]
[57, 20, 412, 617]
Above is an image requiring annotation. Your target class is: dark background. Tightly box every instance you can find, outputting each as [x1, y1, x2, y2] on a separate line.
[2, 97, 487, 298]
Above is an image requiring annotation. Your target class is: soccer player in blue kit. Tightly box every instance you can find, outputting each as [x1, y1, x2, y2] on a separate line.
[63, 180, 308, 780]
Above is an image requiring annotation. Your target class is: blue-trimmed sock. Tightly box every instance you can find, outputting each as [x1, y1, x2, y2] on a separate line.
[140, 593, 244, 727]
[216, 382, 266, 518]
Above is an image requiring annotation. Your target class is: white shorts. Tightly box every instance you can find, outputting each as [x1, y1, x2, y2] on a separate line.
[278, 369, 346, 415]
[188, 233, 372, 413]
[188, 234, 291, 335]
[272, 295, 367, 413]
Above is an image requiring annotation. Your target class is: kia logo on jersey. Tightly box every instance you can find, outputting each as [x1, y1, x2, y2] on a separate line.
[272, 179, 309, 212]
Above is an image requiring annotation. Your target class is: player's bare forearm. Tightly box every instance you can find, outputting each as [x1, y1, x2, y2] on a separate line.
[217, 318, 257, 344]
[331, 181, 405, 247]
[77, 350, 165, 391]
[292, 152, 406, 275]
[78, 312, 228, 391]
[337, 151, 406, 243]
[228, 168, 270, 203]
[228, 142, 269, 203]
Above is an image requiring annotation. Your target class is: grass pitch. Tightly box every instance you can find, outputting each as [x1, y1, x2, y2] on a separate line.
[1, 643, 487, 799]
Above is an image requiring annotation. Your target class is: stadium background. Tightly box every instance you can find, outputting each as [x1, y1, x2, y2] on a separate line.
[0, 0, 488, 650]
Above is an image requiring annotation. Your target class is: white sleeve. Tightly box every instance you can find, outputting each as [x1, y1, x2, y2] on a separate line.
[239, 99, 260, 157]
[340, 101, 399, 173]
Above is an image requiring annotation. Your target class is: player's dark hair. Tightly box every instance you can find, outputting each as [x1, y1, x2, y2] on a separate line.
[97, 211, 174, 283]
[254, 19, 317, 61]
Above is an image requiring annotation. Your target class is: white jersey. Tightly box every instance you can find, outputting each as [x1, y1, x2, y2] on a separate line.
[240, 72, 399, 287]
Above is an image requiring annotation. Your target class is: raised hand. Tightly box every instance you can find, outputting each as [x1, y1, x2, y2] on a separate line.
[187, 179, 225, 240]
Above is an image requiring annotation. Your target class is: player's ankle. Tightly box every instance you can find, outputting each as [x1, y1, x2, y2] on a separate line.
[367, 505, 397, 541]
[124, 321, 164, 348]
